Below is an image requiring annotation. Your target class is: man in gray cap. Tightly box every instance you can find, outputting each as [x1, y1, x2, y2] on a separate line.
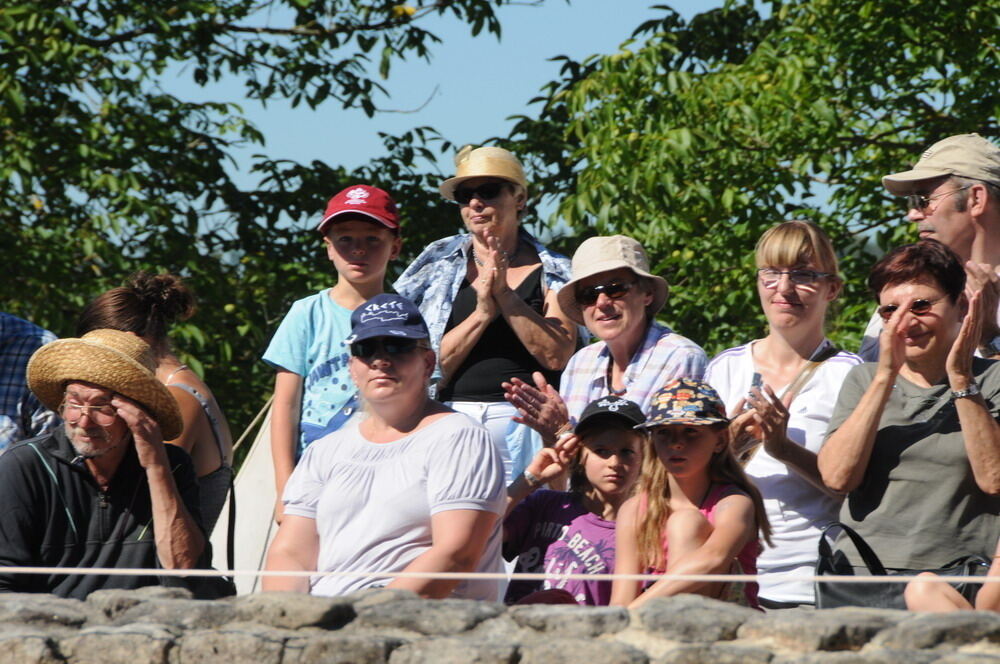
[859, 133, 1000, 360]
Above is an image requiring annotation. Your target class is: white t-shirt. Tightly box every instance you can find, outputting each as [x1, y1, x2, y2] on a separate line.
[283, 412, 506, 600]
[706, 340, 862, 603]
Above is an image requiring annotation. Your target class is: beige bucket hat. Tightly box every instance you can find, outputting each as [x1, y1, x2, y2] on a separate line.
[439, 145, 528, 201]
[557, 235, 669, 326]
[883, 133, 1000, 196]
[27, 329, 183, 440]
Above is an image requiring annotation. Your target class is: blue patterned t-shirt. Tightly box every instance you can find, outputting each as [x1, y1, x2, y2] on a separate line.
[263, 290, 355, 456]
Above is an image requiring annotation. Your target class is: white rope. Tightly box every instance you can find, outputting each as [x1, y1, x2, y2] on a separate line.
[3, 566, 998, 584]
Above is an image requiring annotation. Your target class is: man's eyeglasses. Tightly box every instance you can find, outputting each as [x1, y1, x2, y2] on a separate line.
[454, 182, 507, 205]
[576, 279, 636, 306]
[757, 268, 831, 288]
[349, 337, 426, 360]
[62, 401, 118, 426]
[905, 185, 972, 212]
[877, 298, 942, 321]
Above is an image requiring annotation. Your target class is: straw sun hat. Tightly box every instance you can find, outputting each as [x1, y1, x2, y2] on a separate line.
[438, 145, 528, 201]
[27, 329, 183, 440]
[557, 235, 669, 326]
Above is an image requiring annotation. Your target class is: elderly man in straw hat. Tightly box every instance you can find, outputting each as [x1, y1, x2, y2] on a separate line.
[0, 329, 212, 599]
[860, 133, 1000, 360]
[504, 235, 706, 445]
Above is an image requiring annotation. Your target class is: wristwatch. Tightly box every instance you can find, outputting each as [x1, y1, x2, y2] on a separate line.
[952, 382, 981, 400]
[979, 334, 1000, 358]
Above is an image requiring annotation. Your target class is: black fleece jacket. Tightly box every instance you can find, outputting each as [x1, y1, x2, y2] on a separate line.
[0, 428, 210, 599]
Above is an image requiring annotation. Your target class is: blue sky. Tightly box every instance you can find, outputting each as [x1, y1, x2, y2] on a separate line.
[174, 1, 714, 186]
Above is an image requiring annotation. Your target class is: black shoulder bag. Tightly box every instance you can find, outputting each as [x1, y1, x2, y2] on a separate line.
[815, 521, 989, 610]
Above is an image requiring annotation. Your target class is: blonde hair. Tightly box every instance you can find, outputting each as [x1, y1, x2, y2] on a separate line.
[635, 424, 772, 570]
[755, 220, 840, 278]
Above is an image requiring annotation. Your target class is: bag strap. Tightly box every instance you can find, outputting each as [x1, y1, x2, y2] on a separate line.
[818, 521, 889, 575]
[28, 442, 79, 537]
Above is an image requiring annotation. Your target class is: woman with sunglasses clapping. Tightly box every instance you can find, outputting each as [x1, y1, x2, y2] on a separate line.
[504, 235, 706, 440]
[705, 221, 861, 609]
[264, 294, 506, 600]
[395, 146, 576, 482]
[818, 240, 1000, 599]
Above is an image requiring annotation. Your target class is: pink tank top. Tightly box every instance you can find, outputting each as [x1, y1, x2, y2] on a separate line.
[641, 483, 760, 607]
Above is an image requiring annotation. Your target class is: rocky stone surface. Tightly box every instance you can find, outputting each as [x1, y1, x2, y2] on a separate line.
[0, 590, 993, 663]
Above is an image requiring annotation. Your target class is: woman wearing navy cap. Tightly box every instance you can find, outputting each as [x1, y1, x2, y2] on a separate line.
[263, 294, 506, 600]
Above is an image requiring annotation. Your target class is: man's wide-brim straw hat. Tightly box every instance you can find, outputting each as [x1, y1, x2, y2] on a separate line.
[27, 329, 183, 440]
[558, 235, 669, 326]
[439, 145, 528, 201]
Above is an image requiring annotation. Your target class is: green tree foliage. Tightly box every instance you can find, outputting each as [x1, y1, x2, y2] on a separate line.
[1, 0, 522, 437]
[508, 0, 1000, 355]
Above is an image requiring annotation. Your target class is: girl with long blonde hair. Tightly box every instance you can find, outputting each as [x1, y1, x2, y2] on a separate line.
[610, 378, 771, 608]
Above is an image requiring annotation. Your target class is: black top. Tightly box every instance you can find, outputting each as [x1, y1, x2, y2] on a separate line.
[0, 428, 213, 599]
[440, 266, 562, 402]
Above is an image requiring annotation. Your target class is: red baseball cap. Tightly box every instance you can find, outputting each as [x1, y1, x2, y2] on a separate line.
[317, 185, 400, 234]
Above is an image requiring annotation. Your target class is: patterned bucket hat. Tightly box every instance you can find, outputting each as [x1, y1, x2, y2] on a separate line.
[637, 378, 729, 429]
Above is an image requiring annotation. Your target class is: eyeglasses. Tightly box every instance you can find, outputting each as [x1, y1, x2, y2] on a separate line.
[349, 337, 426, 360]
[62, 401, 118, 426]
[576, 279, 636, 306]
[877, 298, 942, 321]
[757, 268, 832, 288]
[454, 182, 507, 205]
[905, 185, 972, 212]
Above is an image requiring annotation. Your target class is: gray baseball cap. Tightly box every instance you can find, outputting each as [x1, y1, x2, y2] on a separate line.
[882, 133, 1000, 196]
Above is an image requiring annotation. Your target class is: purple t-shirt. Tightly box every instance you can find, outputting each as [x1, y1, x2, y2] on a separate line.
[503, 490, 616, 606]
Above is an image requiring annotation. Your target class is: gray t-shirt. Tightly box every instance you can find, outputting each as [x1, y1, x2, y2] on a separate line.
[825, 361, 1000, 569]
[283, 412, 506, 599]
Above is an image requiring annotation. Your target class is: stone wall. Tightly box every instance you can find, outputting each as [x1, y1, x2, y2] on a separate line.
[2, 586, 1000, 663]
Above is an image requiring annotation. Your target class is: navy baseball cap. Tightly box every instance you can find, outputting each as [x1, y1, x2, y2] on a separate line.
[344, 294, 429, 344]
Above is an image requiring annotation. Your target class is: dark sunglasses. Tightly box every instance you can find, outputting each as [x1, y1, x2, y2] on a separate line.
[349, 337, 424, 359]
[454, 182, 507, 205]
[877, 298, 941, 321]
[905, 185, 971, 211]
[576, 279, 636, 306]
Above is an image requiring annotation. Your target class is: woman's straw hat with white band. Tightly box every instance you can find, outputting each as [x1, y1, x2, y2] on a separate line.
[27, 329, 183, 440]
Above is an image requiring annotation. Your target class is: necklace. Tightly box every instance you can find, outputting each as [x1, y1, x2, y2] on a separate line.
[471, 241, 518, 267]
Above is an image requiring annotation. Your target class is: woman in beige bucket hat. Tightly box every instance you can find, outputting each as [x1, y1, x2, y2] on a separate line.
[505, 235, 707, 443]
[395, 145, 577, 483]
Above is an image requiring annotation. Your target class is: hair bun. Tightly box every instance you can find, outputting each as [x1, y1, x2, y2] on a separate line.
[127, 271, 196, 323]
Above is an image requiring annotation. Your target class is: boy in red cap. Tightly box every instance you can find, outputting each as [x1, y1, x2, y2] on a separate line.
[263, 185, 402, 522]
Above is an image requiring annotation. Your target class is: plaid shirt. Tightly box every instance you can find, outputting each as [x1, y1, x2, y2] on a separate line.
[560, 321, 707, 423]
[0, 313, 57, 452]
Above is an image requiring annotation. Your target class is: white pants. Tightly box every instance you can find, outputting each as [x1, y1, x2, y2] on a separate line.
[445, 400, 516, 484]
